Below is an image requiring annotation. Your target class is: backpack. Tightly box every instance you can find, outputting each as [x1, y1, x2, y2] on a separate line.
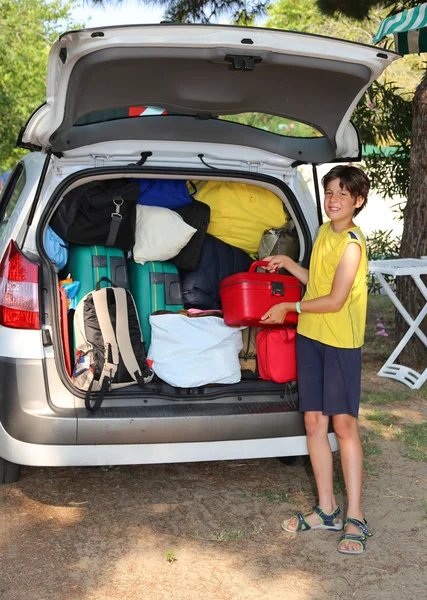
[51, 179, 140, 252]
[73, 278, 154, 411]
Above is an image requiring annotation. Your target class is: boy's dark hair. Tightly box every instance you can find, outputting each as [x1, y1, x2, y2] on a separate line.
[322, 165, 370, 217]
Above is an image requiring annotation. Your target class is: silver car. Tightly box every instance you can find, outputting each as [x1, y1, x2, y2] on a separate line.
[0, 24, 398, 483]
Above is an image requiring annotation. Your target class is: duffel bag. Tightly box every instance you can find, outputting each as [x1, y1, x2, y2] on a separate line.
[134, 178, 196, 209]
[171, 199, 211, 271]
[51, 179, 140, 252]
[256, 328, 297, 383]
[148, 311, 243, 387]
[193, 180, 287, 254]
[73, 278, 154, 411]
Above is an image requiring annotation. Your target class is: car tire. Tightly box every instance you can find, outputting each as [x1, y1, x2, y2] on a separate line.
[0, 457, 21, 484]
[278, 455, 311, 467]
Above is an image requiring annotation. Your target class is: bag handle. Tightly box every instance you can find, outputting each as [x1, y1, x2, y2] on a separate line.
[95, 277, 117, 291]
[249, 260, 273, 273]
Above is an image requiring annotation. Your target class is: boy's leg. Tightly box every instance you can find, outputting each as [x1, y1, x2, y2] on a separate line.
[332, 414, 364, 552]
[285, 410, 338, 531]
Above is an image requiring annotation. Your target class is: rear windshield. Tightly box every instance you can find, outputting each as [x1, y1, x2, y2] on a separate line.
[74, 107, 323, 139]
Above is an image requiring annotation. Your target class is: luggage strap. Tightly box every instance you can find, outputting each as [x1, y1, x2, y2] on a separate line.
[114, 287, 151, 386]
[84, 288, 119, 411]
[105, 195, 124, 247]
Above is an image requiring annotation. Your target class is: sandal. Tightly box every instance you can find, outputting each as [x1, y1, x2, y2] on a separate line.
[281, 505, 343, 533]
[337, 517, 373, 555]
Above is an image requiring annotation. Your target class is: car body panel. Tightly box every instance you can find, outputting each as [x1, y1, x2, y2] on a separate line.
[21, 24, 399, 160]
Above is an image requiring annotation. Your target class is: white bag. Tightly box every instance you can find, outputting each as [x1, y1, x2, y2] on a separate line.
[148, 313, 244, 387]
[133, 205, 196, 265]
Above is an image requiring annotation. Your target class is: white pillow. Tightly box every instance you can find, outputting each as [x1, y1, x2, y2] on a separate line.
[133, 205, 196, 265]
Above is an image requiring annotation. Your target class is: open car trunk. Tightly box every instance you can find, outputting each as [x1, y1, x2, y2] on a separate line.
[39, 167, 309, 444]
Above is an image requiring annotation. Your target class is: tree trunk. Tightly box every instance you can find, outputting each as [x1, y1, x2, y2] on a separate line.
[395, 68, 427, 367]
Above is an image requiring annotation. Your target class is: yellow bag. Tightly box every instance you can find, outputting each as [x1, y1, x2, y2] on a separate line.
[194, 181, 287, 254]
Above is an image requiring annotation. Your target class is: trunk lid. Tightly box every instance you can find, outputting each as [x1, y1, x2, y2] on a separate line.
[21, 24, 399, 163]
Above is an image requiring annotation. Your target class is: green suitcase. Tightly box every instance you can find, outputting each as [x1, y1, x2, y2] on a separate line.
[66, 245, 129, 305]
[128, 260, 183, 350]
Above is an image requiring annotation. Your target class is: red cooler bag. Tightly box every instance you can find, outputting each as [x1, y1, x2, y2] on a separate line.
[219, 260, 302, 327]
[257, 328, 297, 383]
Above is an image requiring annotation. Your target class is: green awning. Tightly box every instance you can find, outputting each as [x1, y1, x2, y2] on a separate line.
[373, 3, 427, 54]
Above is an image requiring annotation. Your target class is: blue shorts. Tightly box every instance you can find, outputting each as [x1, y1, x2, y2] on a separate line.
[296, 333, 361, 418]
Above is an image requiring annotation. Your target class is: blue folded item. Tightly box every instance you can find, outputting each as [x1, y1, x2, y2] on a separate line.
[45, 226, 69, 270]
[61, 281, 80, 311]
[134, 179, 196, 209]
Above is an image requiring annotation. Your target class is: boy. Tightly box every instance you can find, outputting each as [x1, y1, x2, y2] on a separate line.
[260, 165, 372, 555]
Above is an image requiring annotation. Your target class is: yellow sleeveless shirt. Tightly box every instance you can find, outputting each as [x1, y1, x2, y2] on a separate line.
[297, 222, 368, 348]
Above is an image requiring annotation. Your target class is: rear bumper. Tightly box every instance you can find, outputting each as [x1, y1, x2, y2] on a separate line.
[0, 421, 338, 466]
[0, 356, 339, 466]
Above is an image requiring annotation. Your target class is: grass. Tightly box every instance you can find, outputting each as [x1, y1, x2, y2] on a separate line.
[197, 528, 244, 542]
[360, 431, 383, 473]
[242, 490, 295, 503]
[396, 423, 427, 463]
[165, 550, 177, 563]
[361, 390, 413, 405]
[365, 409, 400, 427]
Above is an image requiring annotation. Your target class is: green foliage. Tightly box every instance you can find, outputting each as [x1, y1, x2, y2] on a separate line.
[396, 422, 427, 462]
[165, 550, 177, 562]
[317, 0, 421, 21]
[366, 229, 400, 293]
[220, 113, 322, 138]
[354, 80, 412, 199]
[267, 0, 418, 205]
[0, 0, 81, 171]
[92, 0, 268, 24]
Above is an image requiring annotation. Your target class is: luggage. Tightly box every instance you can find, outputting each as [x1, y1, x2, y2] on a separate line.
[45, 226, 69, 270]
[193, 180, 287, 254]
[219, 260, 302, 327]
[239, 327, 260, 376]
[127, 259, 184, 350]
[180, 234, 252, 310]
[66, 245, 129, 306]
[58, 284, 72, 376]
[51, 179, 140, 251]
[258, 220, 299, 264]
[73, 282, 154, 411]
[256, 328, 297, 383]
[171, 199, 211, 271]
[134, 178, 196, 209]
[133, 205, 196, 265]
[148, 311, 243, 387]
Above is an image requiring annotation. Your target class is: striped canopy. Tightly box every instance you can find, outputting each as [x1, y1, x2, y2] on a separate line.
[373, 3, 427, 54]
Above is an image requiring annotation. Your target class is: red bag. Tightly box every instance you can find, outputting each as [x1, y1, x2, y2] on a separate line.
[58, 285, 72, 376]
[256, 328, 297, 383]
[219, 260, 302, 327]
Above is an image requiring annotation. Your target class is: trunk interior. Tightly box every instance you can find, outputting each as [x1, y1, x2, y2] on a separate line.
[40, 169, 310, 443]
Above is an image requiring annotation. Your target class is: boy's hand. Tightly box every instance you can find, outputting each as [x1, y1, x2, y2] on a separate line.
[263, 255, 288, 272]
[260, 303, 288, 324]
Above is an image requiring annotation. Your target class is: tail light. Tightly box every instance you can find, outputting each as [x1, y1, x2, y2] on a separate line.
[0, 240, 40, 329]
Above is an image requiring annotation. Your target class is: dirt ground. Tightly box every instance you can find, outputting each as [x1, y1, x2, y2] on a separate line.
[1, 298, 427, 600]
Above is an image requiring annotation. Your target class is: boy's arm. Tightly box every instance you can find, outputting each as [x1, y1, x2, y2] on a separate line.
[264, 255, 309, 285]
[261, 243, 362, 323]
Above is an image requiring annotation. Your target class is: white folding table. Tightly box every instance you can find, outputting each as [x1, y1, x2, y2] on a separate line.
[368, 258, 427, 389]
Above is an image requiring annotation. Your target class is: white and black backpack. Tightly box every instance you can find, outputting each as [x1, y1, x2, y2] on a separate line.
[73, 278, 154, 411]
